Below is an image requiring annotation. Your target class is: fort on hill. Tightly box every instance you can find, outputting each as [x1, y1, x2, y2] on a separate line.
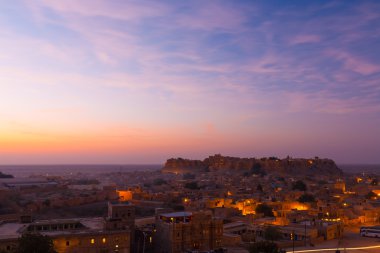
[162, 154, 343, 176]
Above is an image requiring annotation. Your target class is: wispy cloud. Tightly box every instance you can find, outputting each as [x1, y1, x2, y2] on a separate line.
[32, 0, 169, 22]
[327, 50, 380, 75]
[1, 0, 380, 163]
[289, 34, 321, 45]
[174, 1, 251, 31]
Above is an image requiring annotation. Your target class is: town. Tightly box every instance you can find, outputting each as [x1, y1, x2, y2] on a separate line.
[0, 155, 379, 253]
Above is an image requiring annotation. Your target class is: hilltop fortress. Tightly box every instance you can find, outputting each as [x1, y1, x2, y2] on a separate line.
[162, 154, 343, 176]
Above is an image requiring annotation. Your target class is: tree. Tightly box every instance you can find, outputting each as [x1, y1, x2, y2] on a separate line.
[257, 184, 263, 192]
[248, 241, 279, 253]
[172, 204, 185, 211]
[184, 181, 199, 190]
[153, 178, 167, 186]
[298, 193, 316, 203]
[244, 164, 266, 177]
[251, 163, 266, 176]
[183, 173, 195, 180]
[292, 180, 307, 191]
[264, 226, 282, 242]
[17, 233, 57, 253]
[255, 203, 274, 217]
[43, 199, 51, 207]
[365, 191, 377, 200]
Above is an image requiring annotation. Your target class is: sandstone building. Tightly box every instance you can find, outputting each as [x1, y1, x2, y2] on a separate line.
[154, 211, 223, 253]
[0, 201, 134, 253]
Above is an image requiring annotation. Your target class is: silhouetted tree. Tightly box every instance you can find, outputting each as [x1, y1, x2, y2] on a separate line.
[292, 180, 307, 191]
[43, 199, 51, 207]
[184, 182, 199, 190]
[298, 193, 316, 203]
[183, 173, 195, 180]
[17, 233, 57, 253]
[248, 241, 279, 253]
[153, 178, 167, 185]
[365, 191, 377, 200]
[264, 226, 283, 242]
[255, 203, 274, 217]
[251, 163, 266, 176]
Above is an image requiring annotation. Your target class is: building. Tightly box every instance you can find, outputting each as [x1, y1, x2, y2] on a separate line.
[0, 201, 134, 253]
[154, 211, 223, 253]
[117, 190, 133, 201]
[252, 223, 319, 243]
[0, 178, 58, 189]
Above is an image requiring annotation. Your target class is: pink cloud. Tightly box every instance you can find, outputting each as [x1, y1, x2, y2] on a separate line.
[176, 2, 250, 31]
[327, 50, 380, 75]
[35, 0, 169, 22]
[289, 34, 321, 45]
[282, 90, 380, 115]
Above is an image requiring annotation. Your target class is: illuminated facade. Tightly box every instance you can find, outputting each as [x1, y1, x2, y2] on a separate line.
[117, 190, 133, 201]
[205, 198, 256, 216]
[154, 211, 223, 253]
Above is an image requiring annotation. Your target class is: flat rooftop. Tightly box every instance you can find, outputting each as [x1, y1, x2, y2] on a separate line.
[0, 222, 24, 240]
[160, 212, 192, 218]
[361, 226, 380, 229]
[109, 201, 133, 206]
[0, 217, 117, 240]
[223, 221, 246, 229]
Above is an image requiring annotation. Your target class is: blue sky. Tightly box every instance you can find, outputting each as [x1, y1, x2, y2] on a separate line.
[0, 0, 380, 164]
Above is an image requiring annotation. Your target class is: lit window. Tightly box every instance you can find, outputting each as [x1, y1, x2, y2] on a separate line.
[102, 238, 106, 243]
[91, 239, 95, 244]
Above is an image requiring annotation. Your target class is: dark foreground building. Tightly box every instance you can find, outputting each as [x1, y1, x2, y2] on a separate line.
[0, 201, 134, 253]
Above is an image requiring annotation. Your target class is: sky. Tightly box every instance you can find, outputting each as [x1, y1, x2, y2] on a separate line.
[0, 0, 380, 164]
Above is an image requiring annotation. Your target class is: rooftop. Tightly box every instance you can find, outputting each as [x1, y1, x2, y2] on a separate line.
[0, 217, 113, 240]
[109, 201, 133, 206]
[160, 212, 192, 218]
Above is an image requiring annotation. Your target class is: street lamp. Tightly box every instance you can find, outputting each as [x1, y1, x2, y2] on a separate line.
[142, 231, 147, 253]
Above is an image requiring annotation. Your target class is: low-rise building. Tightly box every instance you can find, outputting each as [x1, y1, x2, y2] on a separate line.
[154, 211, 223, 253]
[0, 201, 134, 253]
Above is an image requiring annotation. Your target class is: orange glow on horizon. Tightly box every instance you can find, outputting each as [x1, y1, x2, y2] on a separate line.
[0, 123, 247, 162]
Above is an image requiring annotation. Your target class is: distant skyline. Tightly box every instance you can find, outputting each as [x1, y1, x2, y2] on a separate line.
[1, 0, 380, 164]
